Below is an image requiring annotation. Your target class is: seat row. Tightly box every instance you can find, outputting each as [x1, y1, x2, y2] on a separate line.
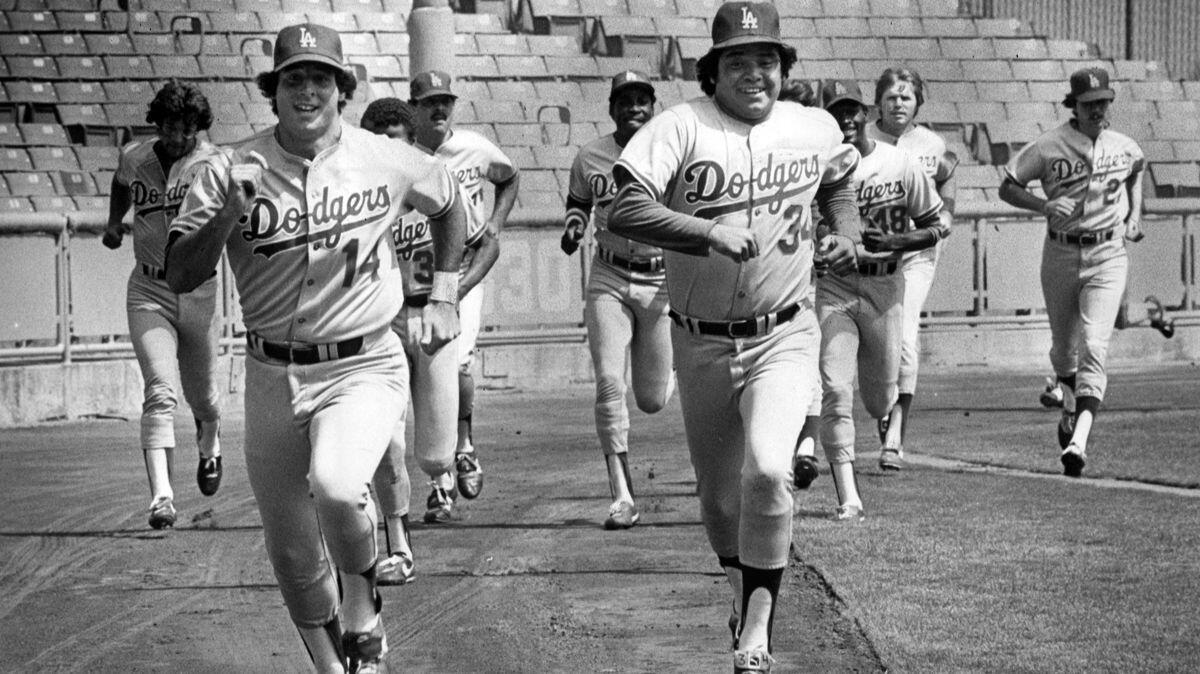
[0, 8, 503, 34]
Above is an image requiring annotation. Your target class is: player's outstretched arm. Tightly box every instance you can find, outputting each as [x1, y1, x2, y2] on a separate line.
[561, 195, 591, 255]
[1124, 168, 1145, 242]
[422, 192, 468, 355]
[458, 228, 499, 301]
[103, 176, 132, 250]
[165, 154, 264, 294]
[999, 177, 1076, 220]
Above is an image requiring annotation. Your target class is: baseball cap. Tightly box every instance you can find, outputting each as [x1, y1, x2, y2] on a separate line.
[273, 23, 345, 73]
[1064, 67, 1115, 105]
[821, 79, 865, 110]
[710, 1, 783, 51]
[609, 70, 655, 99]
[410, 70, 456, 101]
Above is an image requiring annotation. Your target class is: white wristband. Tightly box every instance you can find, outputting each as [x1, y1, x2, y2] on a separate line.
[430, 271, 458, 304]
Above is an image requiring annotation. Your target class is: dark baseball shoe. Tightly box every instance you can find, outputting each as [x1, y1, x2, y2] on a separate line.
[454, 451, 483, 500]
[423, 485, 454, 524]
[197, 455, 222, 496]
[792, 454, 819, 490]
[1061, 443, 1086, 478]
[376, 552, 415, 586]
[1057, 411, 1075, 449]
[148, 496, 176, 530]
[343, 607, 388, 674]
[1039, 377, 1064, 408]
[603, 500, 639, 530]
[878, 446, 904, 471]
[733, 647, 774, 673]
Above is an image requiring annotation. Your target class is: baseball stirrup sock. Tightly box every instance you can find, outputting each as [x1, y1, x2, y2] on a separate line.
[607, 453, 635, 501]
[740, 565, 784, 650]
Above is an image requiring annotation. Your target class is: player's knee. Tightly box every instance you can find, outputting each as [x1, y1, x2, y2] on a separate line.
[458, 371, 475, 420]
[595, 373, 626, 405]
[416, 454, 453, 478]
[740, 468, 790, 510]
[141, 379, 177, 416]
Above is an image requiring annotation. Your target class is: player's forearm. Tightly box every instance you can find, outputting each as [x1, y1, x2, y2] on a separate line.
[887, 223, 943, 252]
[998, 178, 1043, 214]
[458, 231, 498, 300]
[487, 173, 519, 233]
[430, 195, 467, 274]
[164, 204, 240, 293]
[1126, 171, 1144, 223]
[608, 181, 712, 256]
[816, 175, 861, 241]
[937, 175, 957, 217]
[107, 180, 131, 228]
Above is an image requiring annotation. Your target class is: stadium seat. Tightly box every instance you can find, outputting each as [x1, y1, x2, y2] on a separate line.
[41, 33, 89, 55]
[58, 56, 109, 80]
[307, 11, 359, 32]
[871, 16, 923, 36]
[455, 12, 505, 33]
[207, 11, 263, 32]
[29, 147, 79, 171]
[75, 146, 120, 171]
[495, 55, 549, 78]
[54, 170, 96, 196]
[55, 11, 106, 32]
[57, 105, 109, 127]
[501, 144, 536, 168]
[993, 38, 1048, 60]
[532, 144, 576, 170]
[1, 197, 35, 213]
[5, 56, 60, 80]
[526, 34, 581, 56]
[814, 17, 869, 36]
[5, 81, 58, 105]
[5, 172, 58, 197]
[332, 0, 383, 12]
[545, 54, 600, 79]
[533, 80, 582, 102]
[516, 0, 588, 45]
[124, 10, 164, 32]
[30, 195, 78, 212]
[208, 123, 254, 144]
[7, 11, 58, 31]
[477, 33, 530, 55]
[1149, 162, 1200, 198]
[83, 33, 135, 55]
[488, 80, 538, 101]
[2, 148, 34, 172]
[0, 34, 44, 55]
[19, 123, 71, 146]
[198, 55, 251, 80]
[886, 36, 942, 61]
[627, 0, 675, 14]
[457, 54, 500, 78]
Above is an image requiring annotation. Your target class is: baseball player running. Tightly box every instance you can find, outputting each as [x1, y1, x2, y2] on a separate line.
[816, 80, 947, 521]
[166, 24, 467, 672]
[409, 70, 518, 522]
[609, 3, 861, 671]
[561, 70, 674, 530]
[103, 80, 224, 530]
[867, 67, 958, 469]
[999, 67, 1144, 477]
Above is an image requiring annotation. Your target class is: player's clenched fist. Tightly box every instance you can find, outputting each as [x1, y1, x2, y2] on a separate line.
[420, 301, 461, 355]
[223, 151, 267, 215]
[814, 233, 857, 276]
[101, 221, 128, 249]
[707, 223, 759, 261]
[1041, 195, 1078, 221]
[1124, 218, 1144, 242]
[560, 210, 586, 255]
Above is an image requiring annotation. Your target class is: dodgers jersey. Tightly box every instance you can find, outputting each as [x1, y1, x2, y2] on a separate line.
[853, 142, 947, 264]
[115, 138, 223, 269]
[392, 183, 477, 297]
[569, 133, 662, 260]
[432, 128, 515, 236]
[867, 122, 957, 187]
[1005, 121, 1144, 234]
[171, 124, 457, 343]
[615, 98, 859, 321]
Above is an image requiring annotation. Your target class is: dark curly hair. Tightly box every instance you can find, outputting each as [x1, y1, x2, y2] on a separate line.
[361, 97, 415, 136]
[779, 78, 815, 106]
[874, 67, 926, 112]
[695, 43, 798, 98]
[145, 79, 214, 130]
[255, 64, 358, 115]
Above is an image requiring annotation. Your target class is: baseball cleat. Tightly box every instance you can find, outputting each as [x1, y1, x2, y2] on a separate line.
[423, 485, 454, 524]
[833, 503, 865, 523]
[454, 451, 483, 500]
[1057, 411, 1075, 449]
[792, 454, 820, 490]
[733, 647, 774, 673]
[878, 446, 904, 471]
[1061, 443, 1086, 478]
[148, 496, 176, 530]
[342, 618, 388, 674]
[603, 500, 640, 530]
[1039, 377, 1064, 408]
[196, 455, 222, 496]
[1145, 295, 1176, 338]
[376, 552, 415, 586]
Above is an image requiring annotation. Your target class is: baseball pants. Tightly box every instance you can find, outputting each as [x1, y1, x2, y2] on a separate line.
[673, 311, 818, 570]
[126, 271, 221, 450]
[584, 259, 674, 456]
[374, 303, 461, 516]
[1041, 238, 1128, 401]
[457, 283, 484, 370]
[243, 327, 407, 628]
[817, 272, 904, 464]
[897, 243, 940, 395]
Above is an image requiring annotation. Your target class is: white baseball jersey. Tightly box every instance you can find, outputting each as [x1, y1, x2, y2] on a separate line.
[392, 183, 476, 297]
[433, 128, 515, 236]
[569, 133, 662, 259]
[867, 123, 957, 187]
[115, 138, 223, 269]
[171, 124, 457, 343]
[1005, 121, 1144, 234]
[853, 141, 947, 263]
[615, 98, 858, 320]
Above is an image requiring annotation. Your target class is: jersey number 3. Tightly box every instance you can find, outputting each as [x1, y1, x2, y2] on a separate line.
[778, 204, 813, 254]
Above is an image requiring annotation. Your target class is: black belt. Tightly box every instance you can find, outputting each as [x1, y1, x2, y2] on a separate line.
[140, 263, 166, 280]
[857, 259, 898, 276]
[598, 248, 664, 273]
[404, 294, 429, 308]
[669, 302, 802, 338]
[1048, 228, 1115, 245]
[247, 333, 364, 365]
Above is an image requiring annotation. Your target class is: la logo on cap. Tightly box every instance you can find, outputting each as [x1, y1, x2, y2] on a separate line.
[299, 27, 317, 48]
[835, 82, 847, 95]
[741, 5, 758, 30]
[625, 70, 640, 81]
[430, 72, 443, 87]
[1089, 73, 1101, 88]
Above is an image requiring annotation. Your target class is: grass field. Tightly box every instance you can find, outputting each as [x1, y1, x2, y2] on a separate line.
[791, 364, 1200, 672]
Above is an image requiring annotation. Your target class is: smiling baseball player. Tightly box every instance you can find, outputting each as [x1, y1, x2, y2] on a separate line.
[561, 70, 674, 530]
[999, 67, 1144, 477]
[867, 67, 958, 467]
[166, 23, 467, 672]
[817, 80, 946, 520]
[410, 70, 517, 521]
[609, 3, 861, 671]
[103, 80, 225, 530]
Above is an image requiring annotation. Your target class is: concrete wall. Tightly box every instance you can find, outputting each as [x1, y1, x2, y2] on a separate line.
[2, 322, 1195, 428]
